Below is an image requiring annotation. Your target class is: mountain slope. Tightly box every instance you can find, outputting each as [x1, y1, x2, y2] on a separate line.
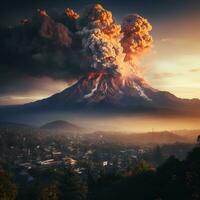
[23, 71, 200, 114]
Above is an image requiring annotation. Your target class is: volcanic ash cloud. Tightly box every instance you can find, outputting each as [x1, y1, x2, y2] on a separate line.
[77, 4, 153, 78]
[0, 4, 153, 84]
[77, 4, 123, 73]
[39, 9, 72, 47]
[121, 14, 153, 63]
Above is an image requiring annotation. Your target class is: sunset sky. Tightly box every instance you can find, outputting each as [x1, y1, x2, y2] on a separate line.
[0, 0, 200, 105]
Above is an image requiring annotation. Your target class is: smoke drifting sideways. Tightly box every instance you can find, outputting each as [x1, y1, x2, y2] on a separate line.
[0, 4, 153, 84]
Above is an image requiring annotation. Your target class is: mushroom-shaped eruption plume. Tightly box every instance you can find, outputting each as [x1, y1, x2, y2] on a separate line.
[121, 14, 153, 63]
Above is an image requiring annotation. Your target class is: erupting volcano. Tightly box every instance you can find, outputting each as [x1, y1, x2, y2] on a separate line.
[34, 4, 155, 108]
[26, 69, 200, 115]
[30, 71, 156, 109]
[1, 4, 200, 116]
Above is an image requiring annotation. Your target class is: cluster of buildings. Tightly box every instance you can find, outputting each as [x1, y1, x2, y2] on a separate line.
[9, 134, 151, 182]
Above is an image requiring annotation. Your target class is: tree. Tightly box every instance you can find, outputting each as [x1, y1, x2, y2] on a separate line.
[197, 135, 200, 145]
[185, 147, 200, 199]
[39, 182, 60, 200]
[60, 167, 87, 200]
[132, 160, 154, 175]
[152, 145, 164, 165]
[0, 169, 17, 200]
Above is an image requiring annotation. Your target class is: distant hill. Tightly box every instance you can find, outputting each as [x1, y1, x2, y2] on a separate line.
[40, 120, 83, 132]
[174, 130, 200, 143]
[0, 121, 195, 144]
[0, 121, 40, 136]
[93, 131, 190, 145]
[0, 121, 36, 130]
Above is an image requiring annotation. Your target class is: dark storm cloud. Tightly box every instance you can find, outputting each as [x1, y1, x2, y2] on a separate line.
[0, 9, 88, 82]
[0, 76, 66, 96]
[0, 7, 92, 106]
[0, 76, 68, 105]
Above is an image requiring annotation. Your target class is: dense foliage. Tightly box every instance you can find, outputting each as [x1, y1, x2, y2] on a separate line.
[90, 147, 200, 200]
[0, 123, 199, 199]
[0, 168, 17, 200]
[0, 146, 199, 200]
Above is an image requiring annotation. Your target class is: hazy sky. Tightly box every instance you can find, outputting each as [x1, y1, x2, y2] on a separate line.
[0, 0, 200, 105]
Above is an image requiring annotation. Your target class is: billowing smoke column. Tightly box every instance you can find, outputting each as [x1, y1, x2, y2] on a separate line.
[77, 4, 153, 78]
[77, 4, 124, 75]
[121, 14, 153, 63]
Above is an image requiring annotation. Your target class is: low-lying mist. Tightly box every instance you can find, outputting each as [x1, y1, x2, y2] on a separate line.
[3, 111, 200, 133]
